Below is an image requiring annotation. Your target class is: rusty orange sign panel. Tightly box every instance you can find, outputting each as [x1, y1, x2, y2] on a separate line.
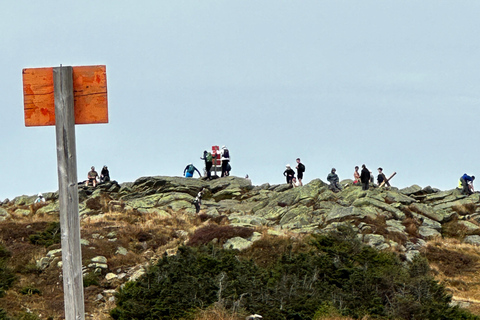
[23, 65, 108, 126]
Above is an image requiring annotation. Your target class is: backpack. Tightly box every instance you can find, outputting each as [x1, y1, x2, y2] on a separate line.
[206, 152, 213, 162]
[299, 163, 305, 172]
[223, 149, 229, 159]
[187, 165, 195, 174]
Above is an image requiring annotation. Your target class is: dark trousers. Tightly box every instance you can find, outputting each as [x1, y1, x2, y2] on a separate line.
[194, 201, 200, 213]
[221, 160, 229, 177]
[362, 181, 369, 191]
[205, 162, 212, 179]
[461, 178, 472, 195]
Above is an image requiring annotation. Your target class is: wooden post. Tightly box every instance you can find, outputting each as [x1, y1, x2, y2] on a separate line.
[379, 172, 397, 188]
[53, 66, 85, 320]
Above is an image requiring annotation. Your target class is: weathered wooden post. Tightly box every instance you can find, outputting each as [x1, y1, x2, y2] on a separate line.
[53, 66, 85, 319]
[23, 65, 108, 320]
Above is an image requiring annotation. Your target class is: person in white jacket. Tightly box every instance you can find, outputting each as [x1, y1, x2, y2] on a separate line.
[220, 146, 230, 177]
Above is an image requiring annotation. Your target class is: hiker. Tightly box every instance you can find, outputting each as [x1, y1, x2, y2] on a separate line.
[353, 166, 360, 185]
[35, 193, 45, 203]
[284, 164, 295, 184]
[220, 146, 230, 177]
[360, 164, 370, 191]
[100, 165, 110, 183]
[377, 168, 390, 187]
[296, 158, 305, 186]
[245, 174, 251, 182]
[85, 166, 98, 187]
[327, 168, 342, 192]
[460, 173, 475, 195]
[193, 188, 205, 213]
[184, 163, 202, 178]
[200, 150, 213, 179]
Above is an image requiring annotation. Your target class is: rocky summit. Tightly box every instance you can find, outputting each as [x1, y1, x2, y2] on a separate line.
[3, 176, 480, 258]
[1, 176, 480, 318]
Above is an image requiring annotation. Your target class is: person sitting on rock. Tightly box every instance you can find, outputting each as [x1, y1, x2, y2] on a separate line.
[283, 164, 295, 184]
[35, 193, 46, 203]
[184, 163, 201, 178]
[327, 168, 342, 192]
[85, 166, 98, 187]
[100, 165, 110, 183]
[460, 173, 475, 195]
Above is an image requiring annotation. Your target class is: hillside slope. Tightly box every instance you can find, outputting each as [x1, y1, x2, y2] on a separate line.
[1, 176, 480, 319]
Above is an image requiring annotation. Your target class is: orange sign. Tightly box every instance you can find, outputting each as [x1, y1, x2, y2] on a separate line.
[23, 65, 108, 126]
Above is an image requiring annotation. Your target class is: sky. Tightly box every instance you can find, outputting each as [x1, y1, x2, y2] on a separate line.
[1, 1, 479, 200]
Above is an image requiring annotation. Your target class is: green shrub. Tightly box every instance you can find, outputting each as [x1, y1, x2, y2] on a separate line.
[19, 286, 42, 296]
[110, 226, 480, 320]
[28, 222, 61, 247]
[0, 244, 15, 297]
[83, 271, 100, 287]
[0, 308, 10, 320]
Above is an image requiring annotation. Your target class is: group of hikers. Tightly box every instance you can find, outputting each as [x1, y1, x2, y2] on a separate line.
[184, 146, 231, 179]
[84, 166, 110, 187]
[283, 162, 390, 192]
[74, 148, 476, 215]
[283, 158, 306, 187]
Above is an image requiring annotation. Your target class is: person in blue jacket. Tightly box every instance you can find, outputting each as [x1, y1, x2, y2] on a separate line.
[460, 173, 475, 195]
[184, 163, 201, 178]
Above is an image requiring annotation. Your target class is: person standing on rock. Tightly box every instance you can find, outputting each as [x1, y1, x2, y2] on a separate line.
[284, 164, 295, 184]
[220, 146, 230, 177]
[353, 166, 360, 185]
[360, 164, 370, 191]
[200, 150, 213, 180]
[377, 168, 390, 187]
[460, 173, 475, 195]
[327, 168, 342, 192]
[193, 188, 205, 213]
[295, 158, 305, 186]
[184, 163, 202, 178]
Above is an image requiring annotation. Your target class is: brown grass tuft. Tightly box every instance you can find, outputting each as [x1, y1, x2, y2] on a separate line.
[187, 225, 254, 246]
[453, 203, 477, 216]
[424, 244, 479, 277]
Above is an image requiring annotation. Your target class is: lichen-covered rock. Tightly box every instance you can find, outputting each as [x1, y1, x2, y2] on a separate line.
[464, 235, 480, 246]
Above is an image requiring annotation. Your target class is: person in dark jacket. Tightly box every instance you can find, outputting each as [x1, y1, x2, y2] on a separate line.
[100, 165, 110, 183]
[284, 164, 295, 184]
[460, 173, 475, 195]
[360, 164, 370, 191]
[296, 158, 305, 186]
[200, 150, 213, 179]
[377, 167, 390, 187]
[327, 168, 341, 192]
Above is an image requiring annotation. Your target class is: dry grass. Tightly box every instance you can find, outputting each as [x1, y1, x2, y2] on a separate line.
[426, 238, 480, 314]
[453, 203, 477, 216]
[191, 304, 246, 320]
[187, 224, 254, 246]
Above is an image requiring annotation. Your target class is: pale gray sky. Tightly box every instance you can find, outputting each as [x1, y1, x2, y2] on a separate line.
[1, 1, 479, 200]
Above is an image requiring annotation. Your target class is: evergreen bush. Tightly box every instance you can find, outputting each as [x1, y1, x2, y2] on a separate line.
[110, 226, 479, 320]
